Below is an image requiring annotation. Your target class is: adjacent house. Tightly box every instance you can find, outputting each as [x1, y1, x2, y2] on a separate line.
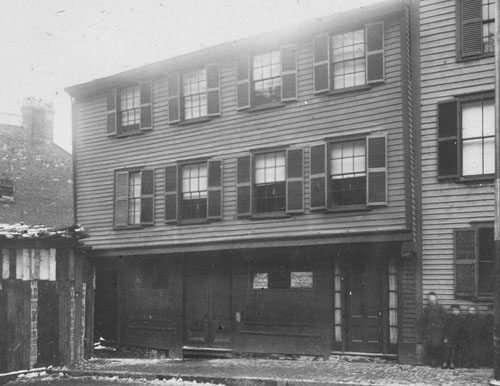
[66, 0, 421, 362]
[418, 0, 495, 364]
[0, 99, 73, 227]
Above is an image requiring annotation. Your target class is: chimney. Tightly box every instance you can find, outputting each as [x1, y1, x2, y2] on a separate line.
[21, 97, 54, 144]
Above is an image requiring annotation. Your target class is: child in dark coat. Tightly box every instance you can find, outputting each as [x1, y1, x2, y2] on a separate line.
[442, 304, 464, 369]
[463, 306, 481, 368]
[421, 292, 446, 367]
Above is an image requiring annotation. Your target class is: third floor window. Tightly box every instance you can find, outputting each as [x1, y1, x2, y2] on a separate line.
[458, 0, 495, 60]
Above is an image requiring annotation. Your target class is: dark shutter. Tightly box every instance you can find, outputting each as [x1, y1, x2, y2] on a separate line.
[168, 73, 181, 124]
[366, 22, 384, 83]
[286, 148, 304, 213]
[281, 45, 297, 101]
[236, 155, 252, 216]
[367, 133, 387, 206]
[140, 169, 154, 224]
[207, 64, 221, 116]
[455, 229, 477, 298]
[165, 165, 178, 223]
[313, 34, 330, 94]
[140, 81, 153, 130]
[107, 89, 117, 135]
[310, 144, 327, 210]
[460, 0, 483, 58]
[115, 171, 129, 227]
[437, 101, 459, 178]
[237, 56, 250, 110]
[207, 160, 223, 220]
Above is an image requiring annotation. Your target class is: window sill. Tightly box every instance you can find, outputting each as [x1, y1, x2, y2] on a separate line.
[113, 225, 146, 230]
[248, 102, 286, 112]
[328, 84, 372, 95]
[178, 117, 213, 126]
[177, 218, 209, 225]
[458, 53, 494, 62]
[112, 130, 145, 139]
[439, 175, 494, 184]
[250, 212, 290, 220]
[326, 205, 372, 213]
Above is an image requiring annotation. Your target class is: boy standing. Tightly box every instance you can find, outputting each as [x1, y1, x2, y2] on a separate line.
[442, 304, 464, 369]
[463, 306, 481, 368]
[421, 292, 446, 367]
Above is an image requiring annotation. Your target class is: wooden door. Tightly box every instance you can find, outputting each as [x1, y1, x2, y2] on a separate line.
[184, 256, 232, 348]
[345, 257, 384, 353]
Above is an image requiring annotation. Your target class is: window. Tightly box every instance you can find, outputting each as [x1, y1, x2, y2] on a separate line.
[330, 139, 366, 206]
[254, 152, 286, 213]
[168, 64, 220, 123]
[250, 256, 313, 290]
[114, 169, 154, 227]
[313, 22, 384, 94]
[455, 225, 494, 299]
[181, 163, 208, 220]
[107, 82, 152, 136]
[310, 134, 387, 210]
[0, 179, 14, 202]
[236, 148, 304, 217]
[437, 94, 494, 179]
[165, 160, 222, 223]
[332, 29, 366, 90]
[458, 0, 495, 59]
[236, 46, 297, 109]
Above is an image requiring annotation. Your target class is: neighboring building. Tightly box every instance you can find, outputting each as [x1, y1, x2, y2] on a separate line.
[67, 0, 421, 361]
[0, 99, 73, 227]
[419, 0, 494, 364]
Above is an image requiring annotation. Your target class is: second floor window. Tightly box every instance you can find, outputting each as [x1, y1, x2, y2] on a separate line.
[437, 94, 494, 179]
[330, 139, 366, 206]
[181, 163, 208, 220]
[182, 69, 208, 120]
[114, 169, 154, 227]
[332, 30, 366, 90]
[252, 51, 282, 106]
[458, 0, 495, 59]
[254, 152, 286, 213]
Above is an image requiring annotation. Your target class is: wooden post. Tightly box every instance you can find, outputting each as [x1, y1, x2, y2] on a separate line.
[494, 0, 500, 380]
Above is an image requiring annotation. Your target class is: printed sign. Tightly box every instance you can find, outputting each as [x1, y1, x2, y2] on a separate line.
[253, 273, 268, 289]
[291, 271, 313, 288]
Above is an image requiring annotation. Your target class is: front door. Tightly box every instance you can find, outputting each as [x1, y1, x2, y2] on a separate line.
[345, 257, 384, 353]
[184, 256, 232, 348]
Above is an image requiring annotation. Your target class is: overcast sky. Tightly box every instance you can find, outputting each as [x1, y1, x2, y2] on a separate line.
[0, 0, 382, 152]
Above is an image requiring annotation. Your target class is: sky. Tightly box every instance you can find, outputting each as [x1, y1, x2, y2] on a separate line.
[0, 0, 382, 152]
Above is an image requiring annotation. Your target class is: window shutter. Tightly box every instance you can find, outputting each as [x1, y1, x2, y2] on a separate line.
[437, 101, 459, 179]
[455, 229, 477, 298]
[366, 22, 384, 83]
[237, 155, 252, 216]
[313, 34, 330, 94]
[237, 56, 250, 110]
[207, 160, 223, 220]
[310, 144, 327, 210]
[115, 171, 129, 227]
[165, 165, 178, 223]
[460, 0, 483, 58]
[168, 72, 181, 124]
[281, 45, 297, 101]
[140, 169, 154, 224]
[107, 89, 117, 135]
[140, 81, 153, 130]
[286, 148, 304, 213]
[207, 63, 221, 116]
[367, 133, 387, 206]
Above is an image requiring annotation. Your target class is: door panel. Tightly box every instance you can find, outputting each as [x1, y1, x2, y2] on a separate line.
[345, 257, 384, 353]
[184, 256, 232, 348]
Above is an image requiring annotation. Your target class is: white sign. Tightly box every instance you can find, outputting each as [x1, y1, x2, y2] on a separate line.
[253, 273, 268, 289]
[291, 272, 313, 288]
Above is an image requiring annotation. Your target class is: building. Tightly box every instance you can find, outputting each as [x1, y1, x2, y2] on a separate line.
[0, 99, 73, 227]
[418, 0, 495, 364]
[66, 0, 421, 361]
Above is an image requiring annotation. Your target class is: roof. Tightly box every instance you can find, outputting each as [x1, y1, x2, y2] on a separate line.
[65, 0, 405, 97]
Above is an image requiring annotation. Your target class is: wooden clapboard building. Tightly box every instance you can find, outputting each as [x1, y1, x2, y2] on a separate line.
[418, 0, 495, 363]
[66, 0, 420, 361]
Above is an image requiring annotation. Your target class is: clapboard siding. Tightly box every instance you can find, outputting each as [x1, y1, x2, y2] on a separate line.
[73, 13, 413, 251]
[419, 0, 495, 310]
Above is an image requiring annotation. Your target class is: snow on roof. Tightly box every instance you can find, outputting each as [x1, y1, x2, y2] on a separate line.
[0, 223, 87, 240]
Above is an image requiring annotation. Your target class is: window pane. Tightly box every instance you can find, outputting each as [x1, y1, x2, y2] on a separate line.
[462, 101, 483, 139]
[331, 159, 342, 176]
[483, 99, 495, 136]
[484, 137, 495, 174]
[462, 138, 483, 176]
